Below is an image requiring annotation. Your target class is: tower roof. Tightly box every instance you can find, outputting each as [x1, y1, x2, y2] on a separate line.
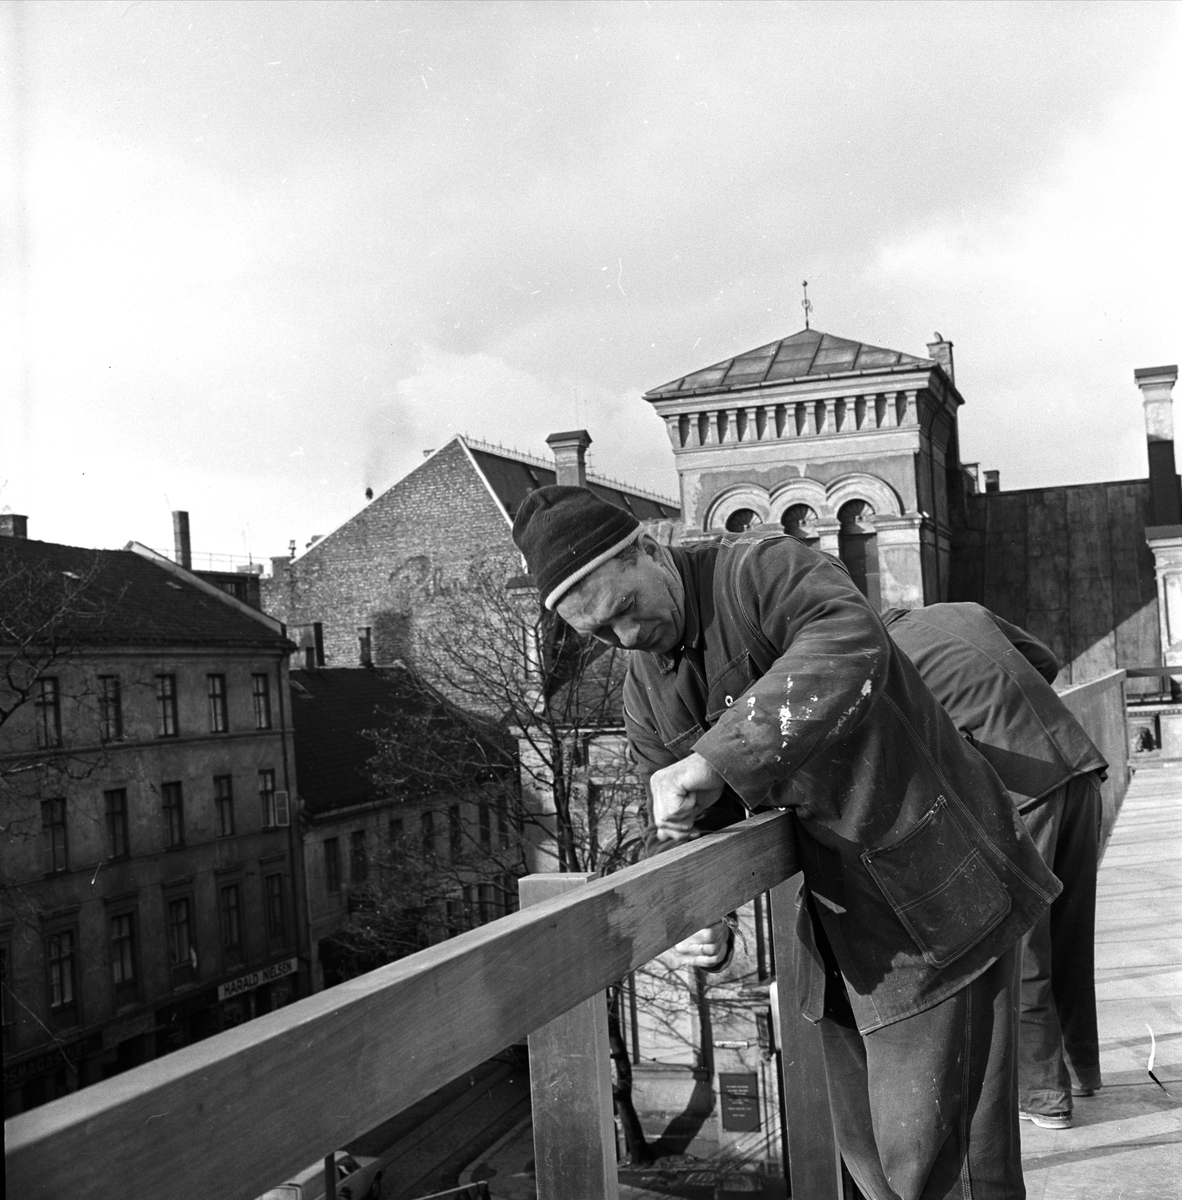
[645, 328, 934, 401]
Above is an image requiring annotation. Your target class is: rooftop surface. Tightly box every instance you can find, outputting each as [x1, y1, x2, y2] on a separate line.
[1018, 760, 1182, 1199]
[0, 536, 287, 649]
[644, 327, 934, 401]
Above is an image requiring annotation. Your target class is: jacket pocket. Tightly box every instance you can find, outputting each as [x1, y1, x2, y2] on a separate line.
[705, 652, 756, 724]
[861, 795, 1011, 969]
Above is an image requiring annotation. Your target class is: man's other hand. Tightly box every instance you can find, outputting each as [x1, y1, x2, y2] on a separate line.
[650, 753, 725, 842]
[672, 920, 733, 970]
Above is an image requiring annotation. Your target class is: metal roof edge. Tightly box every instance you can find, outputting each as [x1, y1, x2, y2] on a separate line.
[643, 359, 940, 402]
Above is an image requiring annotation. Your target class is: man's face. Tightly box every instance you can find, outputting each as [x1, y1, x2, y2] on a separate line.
[555, 541, 685, 654]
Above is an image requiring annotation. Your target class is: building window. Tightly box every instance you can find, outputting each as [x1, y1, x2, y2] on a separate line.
[259, 769, 277, 827]
[99, 675, 123, 742]
[35, 677, 62, 749]
[251, 673, 272, 730]
[449, 806, 462, 861]
[41, 798, 68, 874]
[214, 775, 235, 837]
[324, 838, 341, 893]
[420, 810, 435, 859]
[104, 788, 129, 859]
[265, 874, 286, 945]
[837, 499, 881, 609]
[350, 831, 367, 884]
[781, 503, 820, 547]
[110, 911, 138, 1003]
[479, 802, 491, 853]
[496, 796, 510, 850]
[162, 781, 184, 848]
[167, 897, 196, 985]
[725, 507, 759, 534]
[47, 929, 78, 1019]
[388, 817, 404, 850]
[207, 674, 228, 733]
[220, 885, 244, 967]
[156, 675, 178, 737]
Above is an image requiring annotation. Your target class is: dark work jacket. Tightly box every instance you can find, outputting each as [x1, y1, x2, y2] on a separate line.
[623, 533, 1061, 1033]
[882, 603, 1107, 813]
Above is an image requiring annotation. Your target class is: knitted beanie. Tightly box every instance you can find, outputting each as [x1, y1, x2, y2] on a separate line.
[512, 486, 641, 610]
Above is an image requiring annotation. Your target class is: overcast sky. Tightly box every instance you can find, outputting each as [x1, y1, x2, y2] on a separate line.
[3, 0, 1180, 562]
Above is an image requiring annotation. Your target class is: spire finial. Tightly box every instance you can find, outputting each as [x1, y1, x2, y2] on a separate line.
[801, 280, 813, 331]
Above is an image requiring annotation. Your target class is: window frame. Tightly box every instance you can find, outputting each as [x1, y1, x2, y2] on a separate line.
[349, 830, 367, 885]
[98, 674, 124, 742]
[264, 873, 287, 946]
[46, 926, 79, 1023]
[155, 674, 179, 738]
[109, 909, 139, 1005]
[35, 677, 62, 749]
[219, 883, 244, 968]
[323, 838, 341, 894]
[104, 787, 130, 860]
[167, 894, 197, 987]
[207, 674, 229, 734]
[251, 673, 272, 730]
[214, 774, 235, 837]
[41, 798, 68, 874]
[161, 781, 185, 849]
[420, 810, 435, 859]
[259, 768, 277, 828]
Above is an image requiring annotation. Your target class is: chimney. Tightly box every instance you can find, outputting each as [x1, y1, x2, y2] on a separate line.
[1136, 365, 1181, 527]
[926, 333, 955, 385]
[983, 470, 1000, 493]
[546, 429, 592, 488]
[0, 514, 28, 538]
[172, 510, 192, 569]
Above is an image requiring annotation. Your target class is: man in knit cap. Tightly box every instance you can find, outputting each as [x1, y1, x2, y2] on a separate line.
[883, 603, 1107, 1131]
[513, 484, 1059, 1200]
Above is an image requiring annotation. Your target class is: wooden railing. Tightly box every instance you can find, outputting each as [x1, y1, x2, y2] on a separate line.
[7, 811, 825, 1200]
[7, 676, 1133, 1200]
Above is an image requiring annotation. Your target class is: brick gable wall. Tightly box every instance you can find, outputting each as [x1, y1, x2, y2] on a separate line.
[262, 441, 521, 669]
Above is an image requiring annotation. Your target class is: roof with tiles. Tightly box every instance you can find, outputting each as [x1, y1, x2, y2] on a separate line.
[644, 328, 934, 401]
[0, 536, 288, 649]
[461, 437, 680, 522]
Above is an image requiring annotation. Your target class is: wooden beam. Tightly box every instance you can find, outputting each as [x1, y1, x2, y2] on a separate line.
[521, 874, 619, 1200]
[768, 873, 843, 1200]
[6, 812, 797, 1200]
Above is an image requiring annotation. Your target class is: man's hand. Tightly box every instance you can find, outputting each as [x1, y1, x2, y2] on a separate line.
[650, 752, 725, 842]
[672, 920, 733, 971]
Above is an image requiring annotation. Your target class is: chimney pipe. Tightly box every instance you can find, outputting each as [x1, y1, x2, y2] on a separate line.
[172, 511, 192, 569]
[546, 429, 592, 489]
[926, 333, 955, 385]
[0, 514, 28, 538]
[1136, 365, 1181, 527]
[983, 470, 1000, 493]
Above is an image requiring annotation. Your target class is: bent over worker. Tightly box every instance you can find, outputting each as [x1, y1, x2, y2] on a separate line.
[883, 603, 1107, 1130]
[512, 485, 1060, 1200]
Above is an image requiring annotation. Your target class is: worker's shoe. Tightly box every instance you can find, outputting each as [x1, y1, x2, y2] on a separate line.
[1020, 1109, 1073, 1129]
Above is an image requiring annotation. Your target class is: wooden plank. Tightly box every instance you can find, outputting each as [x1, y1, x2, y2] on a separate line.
[1066, 486, 1117, 680]
[521, 874, 619, 1200]
[981, 492, 1028, 627]
[1108, 482, 1161, 695]
[768, 874, 843, 1200]
[1059, 670, 1130, 847]
[5, 812, 798, 1200]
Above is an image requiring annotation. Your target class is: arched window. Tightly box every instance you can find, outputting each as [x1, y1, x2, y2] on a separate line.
[781, 503, 819, 546]
[838, 499, 881, 608]
[725, 508, 759, 533]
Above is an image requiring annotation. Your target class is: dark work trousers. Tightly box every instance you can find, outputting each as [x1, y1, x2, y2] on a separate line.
[1017, 772, 1103, 1115]
[817, 935, 1024, 1200]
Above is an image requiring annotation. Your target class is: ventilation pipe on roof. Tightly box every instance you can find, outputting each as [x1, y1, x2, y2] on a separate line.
[0, 514, 28, 538]
[172, 511, 191, 569]
[1137, 365, 1181, 527]
[546, 429, 592, 489]
[983, 470, 1000, 494]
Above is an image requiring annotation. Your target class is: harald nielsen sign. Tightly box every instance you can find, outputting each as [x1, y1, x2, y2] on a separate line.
[218, 956, 299, 1002]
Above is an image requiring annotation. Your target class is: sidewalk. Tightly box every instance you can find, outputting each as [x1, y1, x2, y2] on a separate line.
[1018, 762, 1182, 1199]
